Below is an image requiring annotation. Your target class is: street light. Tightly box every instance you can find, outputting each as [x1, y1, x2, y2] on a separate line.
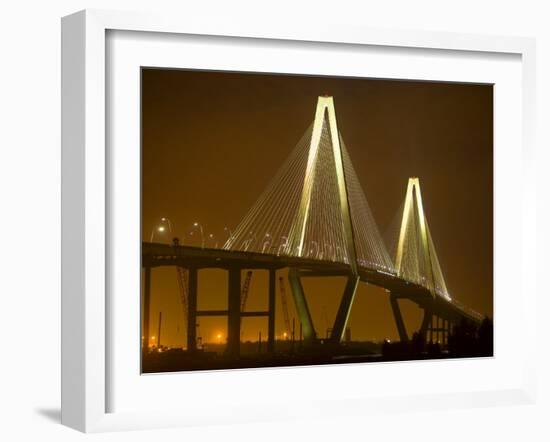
[223, 227, 233, 247]
[207, 233, 218, 249]
[323, 243, 334, 261]
[261, 233, 272, 254]
[277, 236, 288, 256]
[150, 217, 173, 242]
[192, 222, 205, 249]
[309, 241, 319, 259]
[161, 217, 173, 232]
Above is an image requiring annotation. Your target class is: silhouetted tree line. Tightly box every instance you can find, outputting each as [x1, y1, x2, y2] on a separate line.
[382, 316, 493, 359]
[448, 316, 493, 357]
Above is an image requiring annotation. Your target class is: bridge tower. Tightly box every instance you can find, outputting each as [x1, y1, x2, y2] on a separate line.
[224, 94, 393, 346]
[391, 177, 450, 342]
[286, 96, 359, 273]
[394, 177, 449, 297]
[286, 96, 360, 344]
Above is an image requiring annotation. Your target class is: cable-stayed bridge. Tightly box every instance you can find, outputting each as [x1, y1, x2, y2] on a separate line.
[142, 96, 484, 357]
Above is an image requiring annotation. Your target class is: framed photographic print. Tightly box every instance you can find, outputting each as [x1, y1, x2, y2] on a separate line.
[61, 9, 537, 432]
[140, 68, 492, 373]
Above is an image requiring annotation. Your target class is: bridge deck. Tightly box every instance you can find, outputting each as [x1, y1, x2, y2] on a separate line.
[142, 242, 482, 324]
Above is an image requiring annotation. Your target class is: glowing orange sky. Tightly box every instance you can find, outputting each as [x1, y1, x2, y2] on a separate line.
[141, 69, 493, 348]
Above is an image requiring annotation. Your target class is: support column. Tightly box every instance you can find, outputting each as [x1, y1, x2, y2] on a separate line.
[267, 268, 276, 353]
[419, 305, 432, 343]
[227, 267, 241, 356]
[389, 293, 409, 342]
[142, 266, 152, 352]
[288, 268, 315, 342]
[330, 275, 360, 343]
[187, 267, 198, 352]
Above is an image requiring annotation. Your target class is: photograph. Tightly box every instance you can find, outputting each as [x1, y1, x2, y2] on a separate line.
[140, 68, 494, 373]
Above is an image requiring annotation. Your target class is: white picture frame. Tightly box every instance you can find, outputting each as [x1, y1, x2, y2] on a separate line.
[61, 9, 537, 433]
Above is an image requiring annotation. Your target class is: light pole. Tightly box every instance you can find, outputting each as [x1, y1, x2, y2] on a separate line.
[150, 217, 173, 242]
[223, 227, 233, 247]
[261, 233, 272, 254]
[207, 233, 218, 249]
[309, 241, 319, 259]
[277, 236, 288, 256]
[324, 243, 334, 261]
[336, 246, 342, 262]
[161, 217, 172, 233]
[193, 222, 205, 249]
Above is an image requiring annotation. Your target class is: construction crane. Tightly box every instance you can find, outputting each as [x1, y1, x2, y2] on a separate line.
[175, 266, 189, 328]
[278, 277, 292, 339]
[240, 271, 253, 313]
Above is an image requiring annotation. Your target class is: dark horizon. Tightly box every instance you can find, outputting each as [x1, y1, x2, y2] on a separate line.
[141, 68, 493, 350]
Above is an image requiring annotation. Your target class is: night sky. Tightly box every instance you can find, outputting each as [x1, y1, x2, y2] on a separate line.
[141, 68, 493, 348]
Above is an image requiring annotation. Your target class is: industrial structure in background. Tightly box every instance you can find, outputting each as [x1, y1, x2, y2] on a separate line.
[239, 271, 253, 321]
[278, 277, 292, 340]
